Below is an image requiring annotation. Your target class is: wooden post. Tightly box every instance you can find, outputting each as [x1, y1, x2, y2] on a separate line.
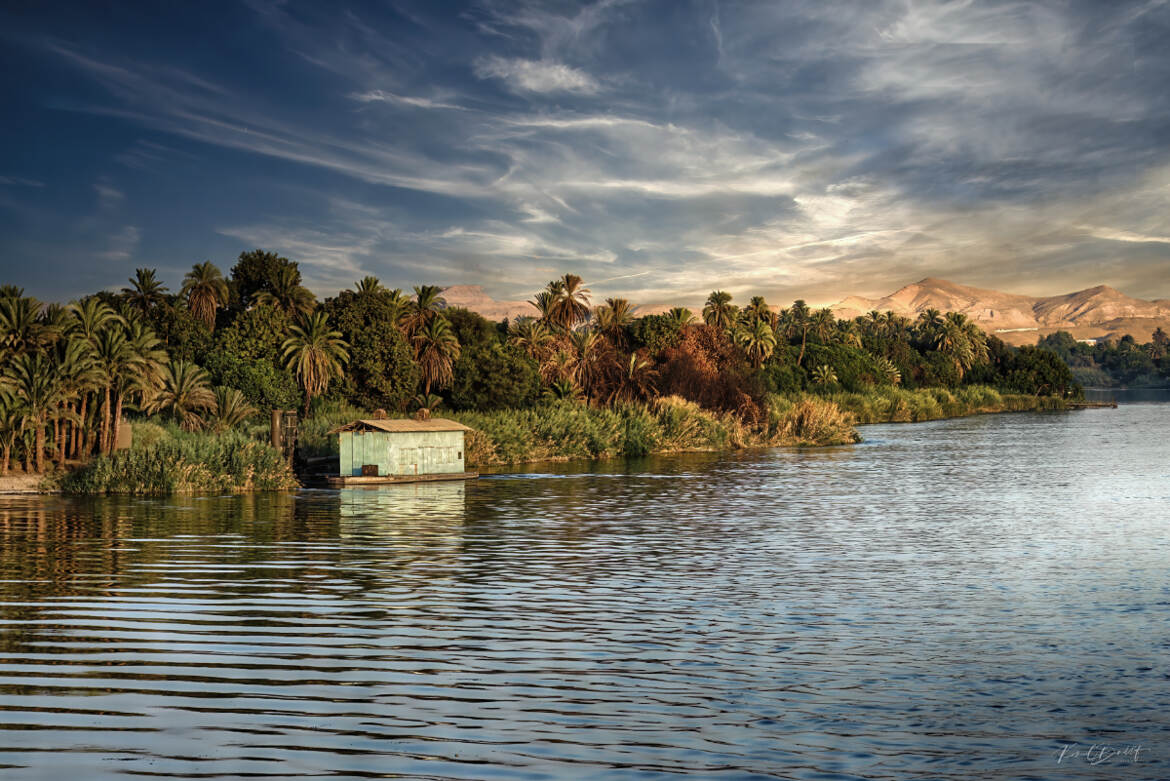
[271, 410, 282, 452]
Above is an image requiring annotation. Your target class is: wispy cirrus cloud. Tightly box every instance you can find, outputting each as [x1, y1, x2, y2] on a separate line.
[474, 56, 600, 94]
[5, 0, 1170, 305]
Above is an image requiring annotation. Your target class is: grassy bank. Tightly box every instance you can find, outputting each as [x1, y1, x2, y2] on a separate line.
[298, 396, 859, 469]
[53, 424, 298, 495]
[822, 385, 1066, 424]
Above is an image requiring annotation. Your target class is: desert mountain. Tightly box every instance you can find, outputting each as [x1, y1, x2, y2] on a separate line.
[832, 278, 1170, 346]
[440, 285, 537, 322]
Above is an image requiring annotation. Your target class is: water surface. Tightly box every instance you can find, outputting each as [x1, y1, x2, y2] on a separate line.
[1, 402, 1168, 779]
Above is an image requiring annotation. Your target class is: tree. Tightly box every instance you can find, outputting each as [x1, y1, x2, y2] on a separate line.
[2, 352, 62, 473]
[608, 352, 657, 404]
[549, 274, 591, 331]
[667, 307, 696, 327]
[594, 298, 635, 346]
[324, 289, 418, 411]
[228, 249, 293, 312]
[448, 343, 540, 411]
[122, 268, 169, 314]
[812, 364, 838, 386]
[143, 361, 217, 431]
[0, 294, 53, 358]
[403, 285, 447, 337]
[703, 291, 736, 330]
[354, 276, 384, 295]
[781, 300, 812, 367]
[628, 314, 683, 355]
[210, 387, 257, 430]
[0, 389, 19, 475]
[181, 261, 228, 331]
[282, 311, 349, 415]
[205, 306, 300, 411]
[412, 316, 461, 396]
[252, 263, 315, 316]
[508, 317, 555, 362]
[736, 318, 777, 368]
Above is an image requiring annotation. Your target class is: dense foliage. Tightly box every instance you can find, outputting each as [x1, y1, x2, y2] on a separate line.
[1037, 330, 1169, 387]
[0, 257, 1089, 492]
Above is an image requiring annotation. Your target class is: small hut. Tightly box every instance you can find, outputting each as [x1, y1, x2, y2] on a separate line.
[329, 418, 476, 486]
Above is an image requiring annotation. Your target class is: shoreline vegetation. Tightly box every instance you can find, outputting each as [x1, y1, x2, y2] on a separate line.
[1, 251, 1095, 496]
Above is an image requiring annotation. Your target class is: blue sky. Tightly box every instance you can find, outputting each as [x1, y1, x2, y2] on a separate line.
[2, 0, 1169, 308]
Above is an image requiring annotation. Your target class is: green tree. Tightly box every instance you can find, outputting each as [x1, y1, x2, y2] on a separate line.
[412, 316, 461, 396]
[324, 289, 419, 411]
[210, 387, 258, 430]
[282, 311, 350, 415]
[736, 318, 777, 368]
[205, 306, 300, 411]
[448, 343, 541, 411]
[228, 249, 293, 312]
[2, 352, 63, 473]
[252, 263, 316, 316]
[122, 268, 169, 314]
[143, 360, 217, 431]
[181, 261, 229, 331]
[702, 291, 736, 330]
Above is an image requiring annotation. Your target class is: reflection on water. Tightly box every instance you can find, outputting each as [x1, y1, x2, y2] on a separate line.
[1, 404, 1169, 779]
[1084, 386, 1170, 404]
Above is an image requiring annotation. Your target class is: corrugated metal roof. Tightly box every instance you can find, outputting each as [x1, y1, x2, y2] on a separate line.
[330, 418, 473, 434]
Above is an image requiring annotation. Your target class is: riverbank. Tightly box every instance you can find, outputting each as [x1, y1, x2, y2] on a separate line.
[6, 387, 1070, 496]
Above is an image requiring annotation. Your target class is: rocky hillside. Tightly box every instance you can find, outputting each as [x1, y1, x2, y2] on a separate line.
[440, 285, 537, 322]
[832, 278, 1170, 346]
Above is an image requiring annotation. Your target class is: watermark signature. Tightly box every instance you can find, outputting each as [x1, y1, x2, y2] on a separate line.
[1056, 743, 1146, 766]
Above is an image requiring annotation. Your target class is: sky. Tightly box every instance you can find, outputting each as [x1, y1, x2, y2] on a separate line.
[2, 0, 1169, 310]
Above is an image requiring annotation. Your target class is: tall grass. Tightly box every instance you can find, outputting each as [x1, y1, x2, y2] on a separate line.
[824, 385, 1065, 424]
[56, 425, 297, 495]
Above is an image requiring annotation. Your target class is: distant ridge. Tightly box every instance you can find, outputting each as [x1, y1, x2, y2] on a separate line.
[440, 285, 536, 322]
[831, 278, 1170, 345]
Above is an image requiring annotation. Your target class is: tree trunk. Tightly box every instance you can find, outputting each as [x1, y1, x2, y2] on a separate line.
[111, 392, 124, 455]
[101, 386, 112, 456]
[34, 420, 45, 474]
[54, 413, 63, 467]
[1, 443, 9, 476]
[75, 393, 88, 458]
[797, 328, 808, 368]
[303, 391, 312, 418]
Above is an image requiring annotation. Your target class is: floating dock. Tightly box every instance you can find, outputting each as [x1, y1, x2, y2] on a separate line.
[326, 471, 479, 488]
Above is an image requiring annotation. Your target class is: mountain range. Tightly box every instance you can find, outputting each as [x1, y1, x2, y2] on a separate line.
[830, 278, 1170, 345]
[442, 279, 1170, 347]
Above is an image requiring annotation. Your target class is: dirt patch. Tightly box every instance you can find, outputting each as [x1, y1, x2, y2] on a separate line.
[0, 474, 51, 494]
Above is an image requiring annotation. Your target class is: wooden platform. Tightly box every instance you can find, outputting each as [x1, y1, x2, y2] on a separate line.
[325, 471, 479, 488]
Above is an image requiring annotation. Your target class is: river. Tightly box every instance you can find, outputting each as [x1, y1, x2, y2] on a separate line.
[1, 398, 1168, 779]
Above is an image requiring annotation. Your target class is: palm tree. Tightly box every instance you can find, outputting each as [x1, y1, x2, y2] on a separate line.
[569, 328, 606, 401]
[551, 274, 591, 331]
[530, 290, 558, 325]
[143, 361, 217, 431]
[782, 300, 812, 367]
[122, 268, 169, 314]
[743, 296, 775, 328]
[91, 325, 133, 455]
[608, 353, 657, 404]
[876, 357, 902, 386]
[0, 389, 19, 475]
[812, 364, 838, 386]
[69, 298, 122, 457]
[542, 378, 583, 403]
[667, 307, 696, 327]
[508, 317, 555, 361]
[110, 317, 167, 451]
[282, 311, 350, 415]
[736, 318, 777, 368]
[181, 262, 229, 331]
[51, 337, 98, 466]
[594, 298, 635, 345]
[354, 276, 384, 295]
[2, 352, 63, 473]
[703, 291, 736, 330]
[0, 294, 52, 357]
[810, 308, 836, 344]
[210, 386, 257, 431]
[253, 264, 315, 316]
[412, 316, 461, 396]
[403, 285, 447, 337]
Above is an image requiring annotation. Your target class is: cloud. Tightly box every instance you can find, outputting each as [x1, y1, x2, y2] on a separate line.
[0, 175, 45, 187]
[349, 90, 467, 110]
[98, 225, 140, 261]
[474, 56, 600, 94]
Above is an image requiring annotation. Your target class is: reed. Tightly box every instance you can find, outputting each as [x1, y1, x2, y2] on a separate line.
[56, 425, 297, 495]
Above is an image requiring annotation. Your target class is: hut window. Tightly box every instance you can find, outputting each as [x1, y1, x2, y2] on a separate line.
[458, 451, 462, 460]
